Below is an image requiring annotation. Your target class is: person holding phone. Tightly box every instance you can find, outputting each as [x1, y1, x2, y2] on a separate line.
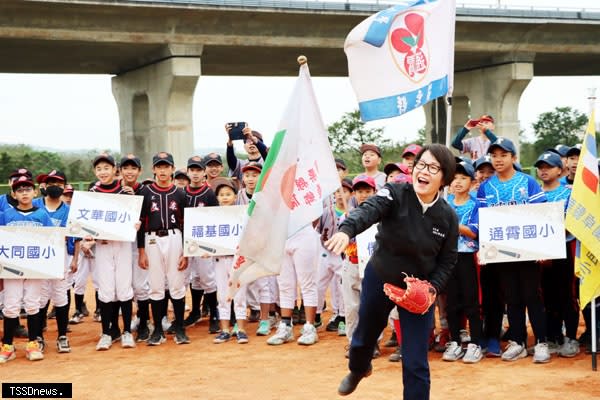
[451, 114, 498, 160]
[225, 123, 268, 184]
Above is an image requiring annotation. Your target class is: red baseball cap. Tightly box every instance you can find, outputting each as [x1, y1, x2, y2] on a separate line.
[384, 162, 410, 176]
[352, 174, 376, 190]
[402, 144, 422, 158]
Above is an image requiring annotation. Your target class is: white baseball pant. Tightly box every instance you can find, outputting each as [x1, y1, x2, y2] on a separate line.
[187, 256, 217, 293]
[131, 242, 149, 301]
[214, 255, 247, 321]
[2, 279, 42, 318]
[145, 230, 186, 301]
[341, 259, 361, 343]
[95, 240, 134, 303]
[277, 225, 319, 310]
[316, 247, 344, 315]
[73, 251, 96, 296]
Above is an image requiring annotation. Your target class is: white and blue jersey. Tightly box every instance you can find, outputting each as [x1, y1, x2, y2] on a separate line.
[0, 194, 17, 212]
[449, 197, 479, 253]
[4, 207, 53, 227]
[42, 200, 76, 255]
[544, 185, 574, 242]
[477, 171, 546, 207]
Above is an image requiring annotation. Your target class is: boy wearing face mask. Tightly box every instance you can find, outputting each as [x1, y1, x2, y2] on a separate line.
[37, 170, 78, 354]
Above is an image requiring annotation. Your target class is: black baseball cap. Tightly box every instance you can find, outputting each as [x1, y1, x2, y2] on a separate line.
[203, 153, 223, 166]
[187, 156, 205, 169]
[566, 144, 582, 157]
[335, 158, 347, 171]
[174, 169, 190, 180]
[152, 152, 175, 167]
[120, 154, 142, 168]
[93, 153, 116, 167]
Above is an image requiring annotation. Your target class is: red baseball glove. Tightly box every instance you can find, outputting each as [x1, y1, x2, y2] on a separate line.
[383, 274, 437, 315]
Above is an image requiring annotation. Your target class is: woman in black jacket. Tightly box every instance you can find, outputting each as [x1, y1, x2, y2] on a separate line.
[327, 144, 458, 400]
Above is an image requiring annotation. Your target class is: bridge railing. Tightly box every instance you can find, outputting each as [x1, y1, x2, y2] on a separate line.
[122, 0, 600, 13]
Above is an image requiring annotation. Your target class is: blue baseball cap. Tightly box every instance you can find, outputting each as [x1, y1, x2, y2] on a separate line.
[547, 144, 570, 158]
[534, 151, 563, 169]
[473, 155, 492, 170]
[488, 137, 516, 155]
[455, 160, 475, 179]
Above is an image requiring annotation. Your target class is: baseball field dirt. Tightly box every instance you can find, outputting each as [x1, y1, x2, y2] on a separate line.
[2, 290, 599, 400]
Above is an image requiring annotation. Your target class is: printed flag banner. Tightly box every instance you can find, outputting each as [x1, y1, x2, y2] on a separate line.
[345, 0, 456, 121]
[66, 191, 143, 242]
[226, 61, 340, 299]
[0, 227, 66, 279]
[575, 240, 600, 308]
[565, 111, 600, 257]
[566, 110, 600, 306]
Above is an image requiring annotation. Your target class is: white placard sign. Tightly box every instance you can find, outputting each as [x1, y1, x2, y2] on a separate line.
[66, 191, 143, 242]
[478, 202, 566, 264]
[0, 227, 66, 279]
[356, 224, 378, 279]
[184, 205, 247, 257]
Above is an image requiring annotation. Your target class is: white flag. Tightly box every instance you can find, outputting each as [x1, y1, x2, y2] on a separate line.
[226, 62, 340, 299]
[345, 0, 456, 121]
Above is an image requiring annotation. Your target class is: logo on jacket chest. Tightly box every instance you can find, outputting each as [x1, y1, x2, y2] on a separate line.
[432, 226, 446, 238]
[169, 200, 178, 211]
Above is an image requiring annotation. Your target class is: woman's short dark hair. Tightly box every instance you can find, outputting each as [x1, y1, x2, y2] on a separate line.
[414, 144, 456, 187]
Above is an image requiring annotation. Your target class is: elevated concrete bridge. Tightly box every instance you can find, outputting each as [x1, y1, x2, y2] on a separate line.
[1, 0, 599, 165]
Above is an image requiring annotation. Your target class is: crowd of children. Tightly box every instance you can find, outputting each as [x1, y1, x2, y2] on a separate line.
[0, 119, 598, 369]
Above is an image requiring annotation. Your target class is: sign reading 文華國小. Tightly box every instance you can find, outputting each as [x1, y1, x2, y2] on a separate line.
[66, 191, 143, 242]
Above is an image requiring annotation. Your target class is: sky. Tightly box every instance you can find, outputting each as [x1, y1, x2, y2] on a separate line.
[0, 0, 599, 155]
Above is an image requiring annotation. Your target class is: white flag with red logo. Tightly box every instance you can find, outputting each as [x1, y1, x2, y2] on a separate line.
[226, 62, 339, 299]
[345, 0, 456, 121]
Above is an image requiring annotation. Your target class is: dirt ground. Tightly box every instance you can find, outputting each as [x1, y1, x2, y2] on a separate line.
[2, 290, 600, 400]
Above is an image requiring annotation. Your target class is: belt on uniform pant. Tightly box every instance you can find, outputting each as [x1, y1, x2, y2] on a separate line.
[148, 229, 178, 237]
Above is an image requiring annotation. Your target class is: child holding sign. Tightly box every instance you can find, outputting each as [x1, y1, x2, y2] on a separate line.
[212, 178, 250, 344]
[0, 176, 53, 363]
[476, 138, 549, 363]
[88, 154, 136, 351]
[340, 175, 377, 355]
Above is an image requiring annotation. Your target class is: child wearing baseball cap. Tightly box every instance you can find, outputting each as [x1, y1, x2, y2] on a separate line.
[211, 178, 251, 344]
[340, 175, 378, 356]
[443, 161, 483, 363]
[401, 143, 423, 172]
[534, 151, 579, 357]
[359, 144, 386, 190]
[1, 176, 53, 363]
[451, 114, 498, 160]
[477, 137, 550, 363]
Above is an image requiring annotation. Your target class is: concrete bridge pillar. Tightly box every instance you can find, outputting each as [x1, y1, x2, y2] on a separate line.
[424, 62, 533, 157]
[111, 56, 201, 174]
[454, 62, 533, 156]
